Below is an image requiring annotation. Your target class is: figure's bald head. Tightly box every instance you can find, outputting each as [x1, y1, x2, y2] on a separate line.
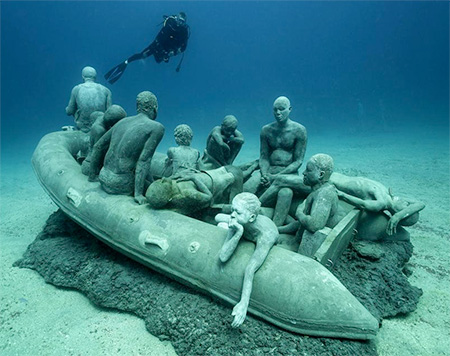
[310, 153, 334, 181]
[273, 96, 292, 124]
[82, 66, 97, 81]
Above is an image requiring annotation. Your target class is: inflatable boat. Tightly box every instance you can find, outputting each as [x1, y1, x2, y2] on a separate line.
[31, 130, 379, 340]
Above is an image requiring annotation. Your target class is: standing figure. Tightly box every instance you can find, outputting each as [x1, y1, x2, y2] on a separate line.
[104, 12, 190, 84]
[201, 115, 244, 170]
[244, 96, 307, 227]
[65, 66, 112, 132]
[215, 193, 279, 328]
[296, 154, 343, 257]
[164, 124, 200, 176]
[88, 91, 164, 204]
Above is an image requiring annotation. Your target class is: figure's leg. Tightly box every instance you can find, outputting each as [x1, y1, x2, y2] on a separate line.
[228, 140, 243, 165]
[297, 230, 327, 257]
[243, 170, 261, 194]
[225, 166, 243, 202]
[272, 188, 294, 226]
[231, 240, 274, 328]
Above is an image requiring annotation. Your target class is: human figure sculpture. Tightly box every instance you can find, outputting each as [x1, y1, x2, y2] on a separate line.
[296, 154, 344, 257]
[215, 192, 279, 328]
[145, 166, 243, 216]
[244, 96, 307, 227]
[81, 105, 127, 175]
[65, 66, 112, 132]
[88, 91, 164, 204]
[200, 115, 244, 170]
[329, 172, 425, 239]
[164, 124, 200, 177]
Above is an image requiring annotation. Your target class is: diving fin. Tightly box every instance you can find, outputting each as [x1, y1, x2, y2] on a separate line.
[104, 61, 128, 84]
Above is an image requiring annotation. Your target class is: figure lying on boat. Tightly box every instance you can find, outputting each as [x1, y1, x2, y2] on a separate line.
[41, 68, 425, 338]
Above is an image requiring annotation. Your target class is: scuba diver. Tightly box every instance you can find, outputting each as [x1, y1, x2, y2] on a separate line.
[104, 12, 190, 84]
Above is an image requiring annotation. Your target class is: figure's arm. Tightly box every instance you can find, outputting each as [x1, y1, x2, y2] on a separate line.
[134, 126, 165, 204]
[387, 200, 425, 235]
[219, 221, 244, 263]
[65, 87, 78, 116]
[211, 128, 230, 151]
[277, 126, 307, 175]
[337, 190, 386, 211]
[189, 175, 213, 203]
[88, 130, 112, 180]
[231, 226, 277, 328]
[259, 129, 271, 183]
[106, 89, 112, 109]
[231, 129, 245, 144]
[296, 192, 332, 233]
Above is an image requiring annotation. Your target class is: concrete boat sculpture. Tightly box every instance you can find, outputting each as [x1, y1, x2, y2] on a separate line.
[32, 130, 379, 340]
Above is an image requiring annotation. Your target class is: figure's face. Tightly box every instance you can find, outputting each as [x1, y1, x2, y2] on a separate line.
[230, 200, 255, 225]
[273, 99, 291, 124]
[302, 161, 321, 187]
[221, 124, 236, 138]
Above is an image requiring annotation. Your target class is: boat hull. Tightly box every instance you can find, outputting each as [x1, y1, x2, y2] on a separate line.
[31, 131, 379, 340]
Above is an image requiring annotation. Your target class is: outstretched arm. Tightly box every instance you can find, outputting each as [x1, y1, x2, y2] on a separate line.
[337, 190, 387, 211]
[231, 235, 276, 328]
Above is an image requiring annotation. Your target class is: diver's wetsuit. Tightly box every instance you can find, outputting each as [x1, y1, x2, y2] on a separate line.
[104, 14, 190, 84]
[129, 15, 189, 64]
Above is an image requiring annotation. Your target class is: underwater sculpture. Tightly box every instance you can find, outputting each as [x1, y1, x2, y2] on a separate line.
[329, 173, 425, 241]
[163, 124, 200, 177]
[296, 154, 346, 257]
[81, 105, 127, 175]
[31, 129, 379, 340]
[146, 165, 243, 216]
[244, 96, 308, 227]
[216, 192, 279, 328]
[201, 115, 244, 170]
[65, 66, 112, 132]
[88, 91, 164, 204]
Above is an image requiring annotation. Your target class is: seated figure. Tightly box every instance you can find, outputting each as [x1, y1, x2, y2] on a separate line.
[164, 124, 200, 177]
[296, 154, 344, 257]
[145, 166, 243, 216]
[65, 66, 112, 132]
[215, 192, 279, 328]
[244, 96, 307, 227]
[329, 172, 425, 240]
[88, 91, 164, 204]
[201, 115, 244, 170]
[81, 105, 127, 175]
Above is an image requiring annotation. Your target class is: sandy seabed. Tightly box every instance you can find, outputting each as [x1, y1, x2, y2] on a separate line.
[1, 126, 449, 356]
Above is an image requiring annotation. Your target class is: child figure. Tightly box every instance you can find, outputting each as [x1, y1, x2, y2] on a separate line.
[215, 193, 279, 328]
[296, 154, 343, 257]
[164, 124, 200, 176]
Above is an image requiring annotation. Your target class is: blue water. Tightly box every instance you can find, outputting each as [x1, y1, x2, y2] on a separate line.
[1, 1, 449, 158]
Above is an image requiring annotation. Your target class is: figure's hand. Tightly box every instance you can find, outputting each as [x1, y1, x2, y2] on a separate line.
[386, 216, 400, 236]
[231, 301, 248, 328]
[228, 218, 243, 232]
[134, 195, 147, 205]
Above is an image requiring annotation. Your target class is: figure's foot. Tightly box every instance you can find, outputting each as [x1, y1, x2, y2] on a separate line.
[231, 301, 248, 328]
